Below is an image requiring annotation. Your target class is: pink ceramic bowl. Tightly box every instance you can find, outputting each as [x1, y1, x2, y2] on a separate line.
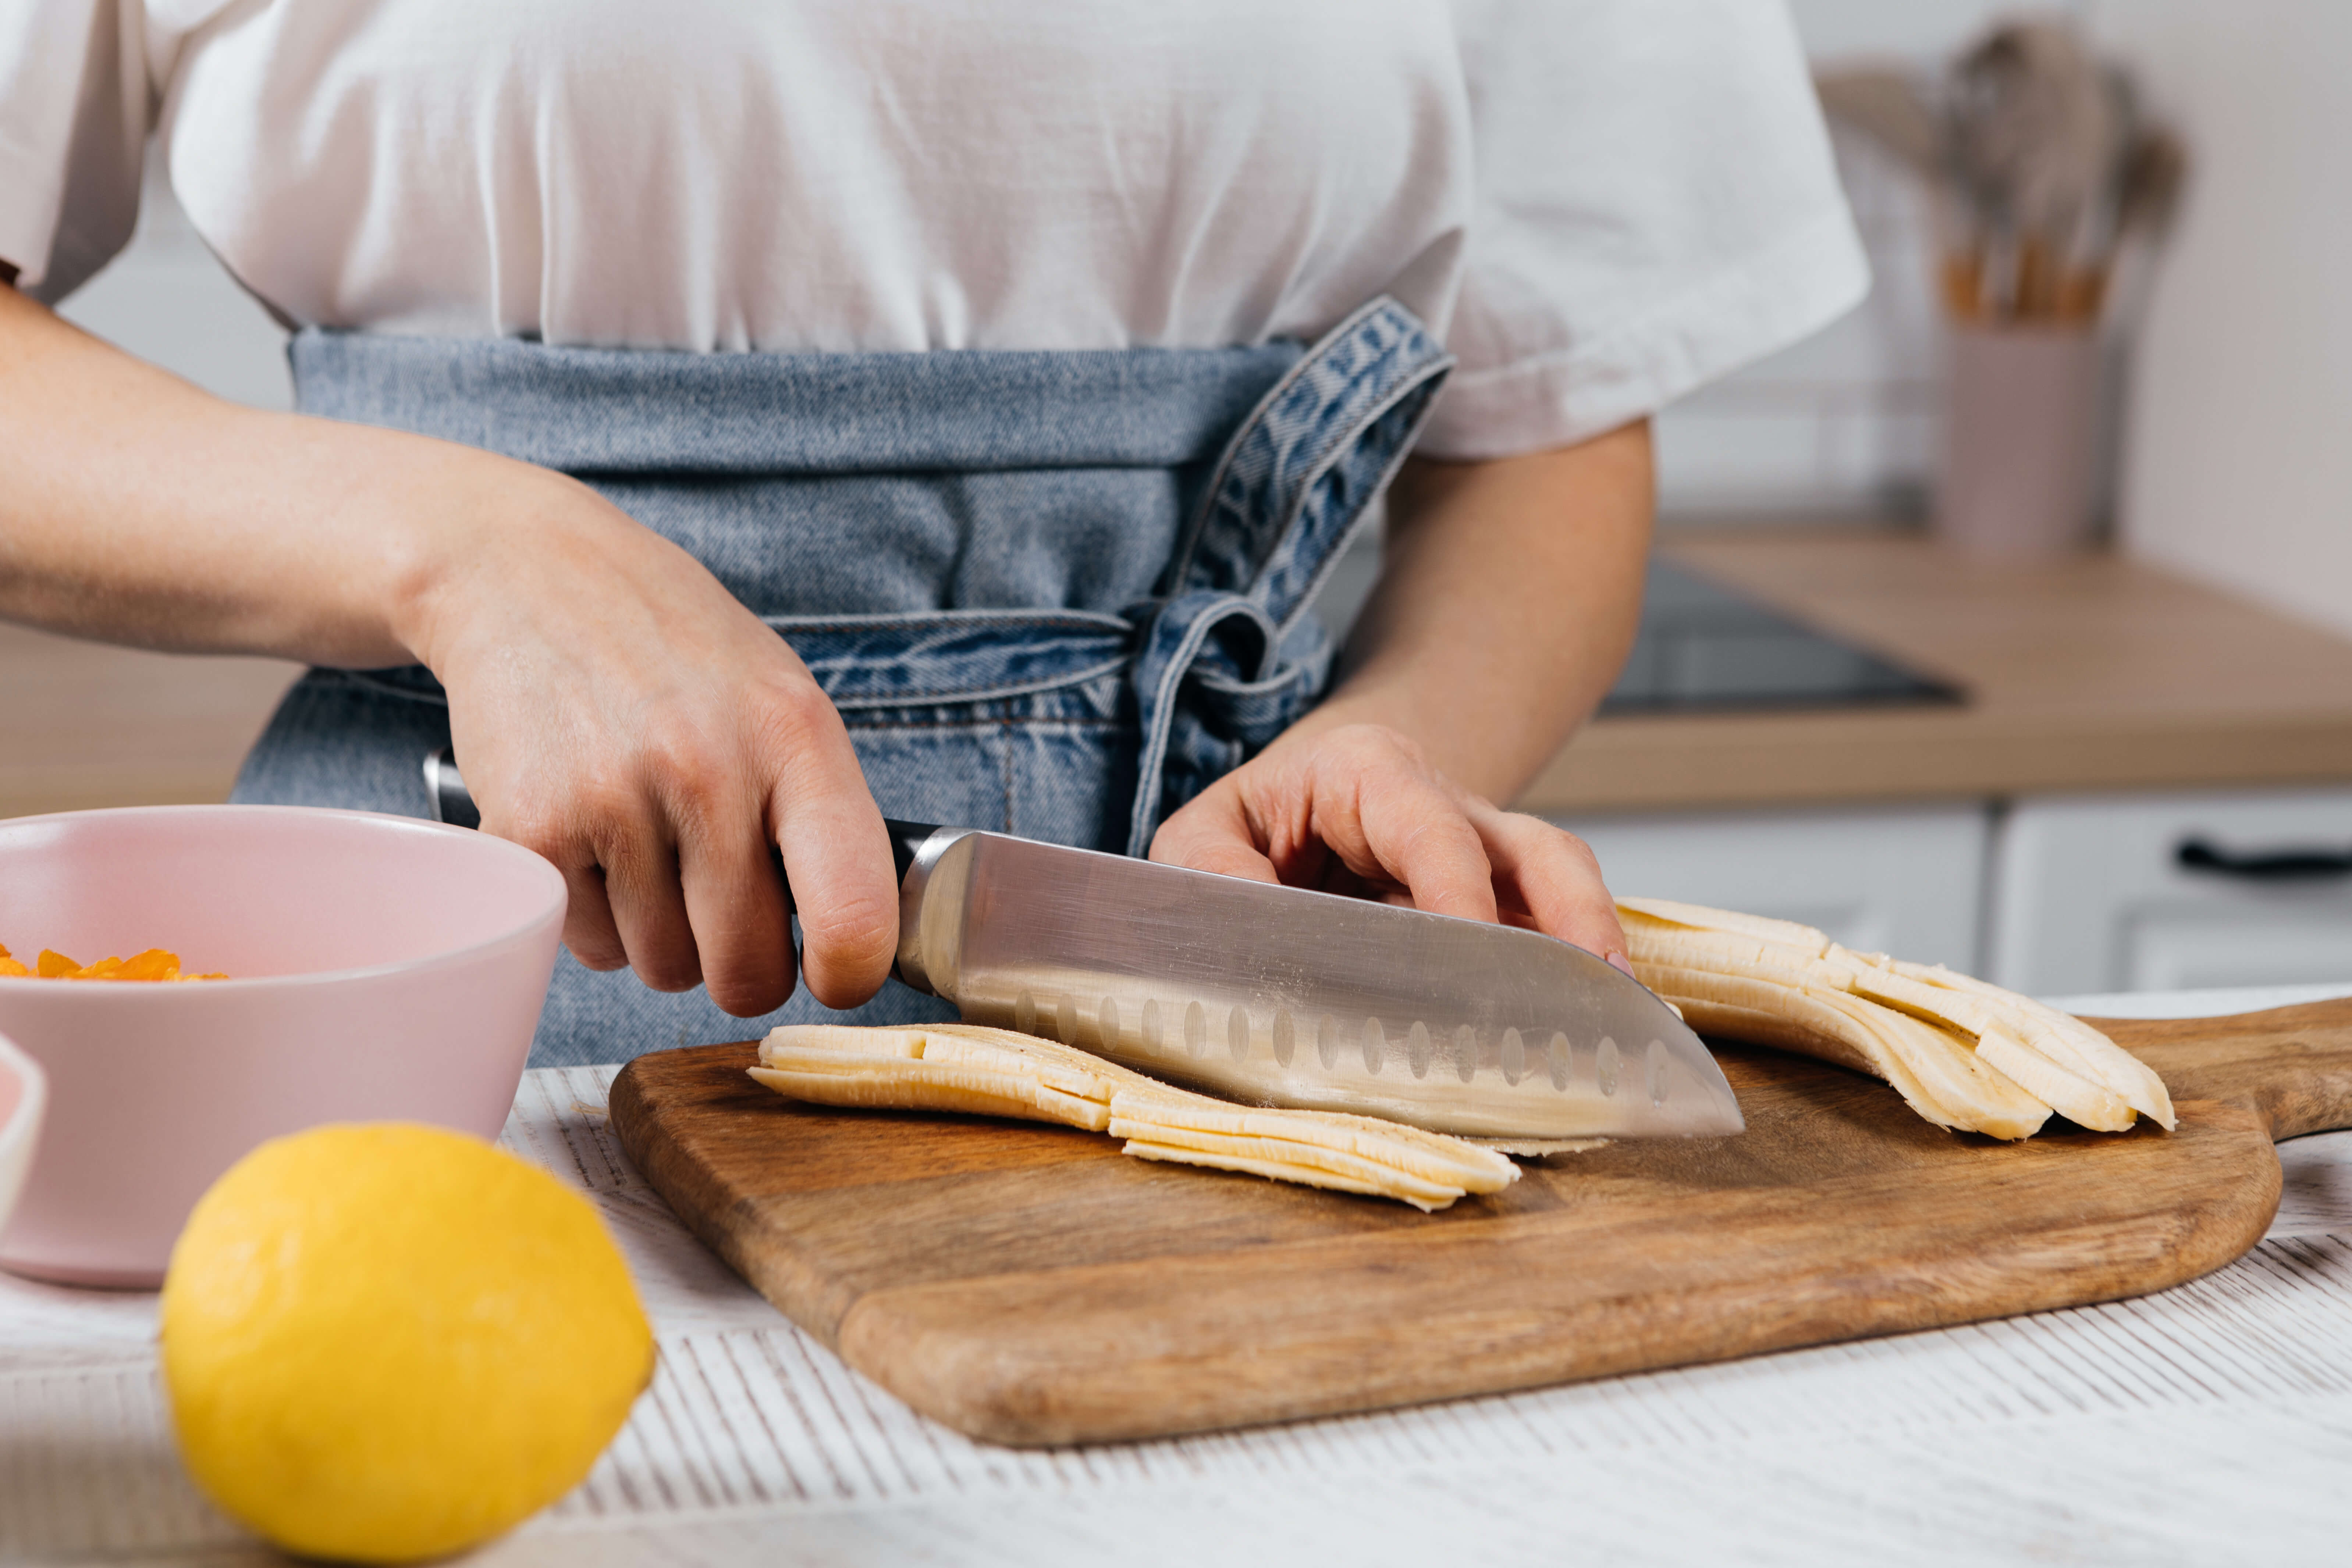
[0, 1032, 45, 1238]
[0, 805, 566, 1286]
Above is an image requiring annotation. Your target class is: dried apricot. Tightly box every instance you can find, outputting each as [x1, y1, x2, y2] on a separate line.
[3, 942, 225, 981]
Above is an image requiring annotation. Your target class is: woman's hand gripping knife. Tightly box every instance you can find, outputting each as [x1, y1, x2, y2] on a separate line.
[1151, 422, 1655, 975]
[0, 279, 899, 1018]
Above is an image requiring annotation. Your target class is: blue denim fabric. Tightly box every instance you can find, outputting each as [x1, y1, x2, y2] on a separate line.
[236, 299, 1453, 1066]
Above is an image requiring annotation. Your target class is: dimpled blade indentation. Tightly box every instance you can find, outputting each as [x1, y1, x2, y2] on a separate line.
[1318, 1014, 1342, 1070]
[1185, 999, 1209, 1059]
[1015, 991, 1037, 1036]
[1453, 1024, 1478, 1083]
[1596, 1037, 1620, 1097]
[1227, 1005, 1251, 1063]
[1548, 1032, 1572, 1091]
[1500, 1027, 1526, 1085]
[1646, 1038, 1669, 1106]
[1097, 996, 1119, 1050]
[1142, 998, 1163, 1054]
[1406, 1021, 1433, 1079]
[1361, 1017, 1385, 1075]
[1057, 994, 1081, 1046]
[1273, 1010, 1296, 1067]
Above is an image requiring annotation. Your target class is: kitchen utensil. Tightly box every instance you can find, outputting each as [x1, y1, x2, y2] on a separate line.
[0, 1032, 45, 1237]
[2092, 126, 2189, 327]
[612, 998, 2352, 1446]
[1951, 21, 2123, 318]
[0, 805, 566, 1286]
[1819, 21, 2171, 328]
[426, 753, 1739, 1141]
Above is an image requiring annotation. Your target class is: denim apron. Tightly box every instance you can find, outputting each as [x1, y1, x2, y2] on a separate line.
[232, 299, 1453, 1067]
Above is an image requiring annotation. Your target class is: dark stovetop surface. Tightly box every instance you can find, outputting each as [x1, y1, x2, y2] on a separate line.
[1599, 561, 1964, 716]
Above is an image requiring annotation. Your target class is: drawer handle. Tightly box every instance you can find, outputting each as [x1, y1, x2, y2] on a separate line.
[2176, 836, 2352, 882]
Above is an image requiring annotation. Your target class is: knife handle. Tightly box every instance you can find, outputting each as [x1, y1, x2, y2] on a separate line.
[884, 819, 943, 885]
[425, 747, 942, 894]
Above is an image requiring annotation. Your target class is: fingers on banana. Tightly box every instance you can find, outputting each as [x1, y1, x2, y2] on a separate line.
[1618, 900, 2168, 1140]
[753, 1023, 1520, 1210]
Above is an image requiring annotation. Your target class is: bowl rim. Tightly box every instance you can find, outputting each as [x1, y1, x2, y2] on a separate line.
[0, 804, 568, 993]
[0, 1030, 48, 1167]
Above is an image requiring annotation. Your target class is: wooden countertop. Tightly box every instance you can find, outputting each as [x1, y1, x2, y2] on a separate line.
[1517, 529, 2352, 816]
[8, 529, 2352, 822]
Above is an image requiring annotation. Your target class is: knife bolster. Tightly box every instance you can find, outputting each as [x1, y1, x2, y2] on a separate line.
[893, 827, 976, 998]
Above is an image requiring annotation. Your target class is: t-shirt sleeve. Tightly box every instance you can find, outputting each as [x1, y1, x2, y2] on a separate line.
[1422, 0, 1869, 460]
[0, 0, 153, 302]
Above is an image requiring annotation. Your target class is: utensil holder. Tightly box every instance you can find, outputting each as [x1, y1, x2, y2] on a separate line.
[1937, 322, 2103, 561]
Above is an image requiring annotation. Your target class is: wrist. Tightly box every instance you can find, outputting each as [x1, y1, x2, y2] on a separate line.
[374, 450, 591, 676]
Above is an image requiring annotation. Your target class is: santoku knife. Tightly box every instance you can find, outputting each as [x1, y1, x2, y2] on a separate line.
[426, 750, 1743, 1140]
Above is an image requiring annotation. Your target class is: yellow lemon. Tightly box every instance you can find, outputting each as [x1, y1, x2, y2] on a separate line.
[160, 1122, 653, 1562]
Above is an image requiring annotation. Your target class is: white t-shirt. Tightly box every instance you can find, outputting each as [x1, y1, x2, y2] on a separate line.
[0, 0, 1866, 458]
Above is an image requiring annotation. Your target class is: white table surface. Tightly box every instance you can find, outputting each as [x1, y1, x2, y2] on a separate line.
[7, 984, 2352, 1568]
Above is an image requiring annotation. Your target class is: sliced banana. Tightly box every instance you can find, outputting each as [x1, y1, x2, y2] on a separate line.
[753, 1022, 1520, 1210]
[1621, 897, 2165, 1140]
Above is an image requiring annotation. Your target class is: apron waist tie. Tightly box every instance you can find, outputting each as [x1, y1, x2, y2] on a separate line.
[1125, 296, 1453, 853]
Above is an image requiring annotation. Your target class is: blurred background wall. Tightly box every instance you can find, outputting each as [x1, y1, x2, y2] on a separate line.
[2093, 1, 2352, 641]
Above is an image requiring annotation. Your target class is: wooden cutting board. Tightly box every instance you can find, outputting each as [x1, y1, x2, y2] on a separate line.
[608, 999, 2352, 1447]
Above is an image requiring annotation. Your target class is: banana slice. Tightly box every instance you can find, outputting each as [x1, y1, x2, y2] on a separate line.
[1631, 957, 2049, 1140]
[1829, 954, 2146, 1132]
[1123, 1143, 1405, 1205]
[1620, 897, 2164, 1140]
[1618, 897, 1832, 953]
[1111, 1125, 1469, 1210]
[1108, 1089, 1518, 1192]
[1889, 960, 2175, 1128]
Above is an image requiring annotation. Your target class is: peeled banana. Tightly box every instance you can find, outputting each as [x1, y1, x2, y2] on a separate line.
[1617, 897, 2174, 1140]
[752, 1022, 1520, 1211]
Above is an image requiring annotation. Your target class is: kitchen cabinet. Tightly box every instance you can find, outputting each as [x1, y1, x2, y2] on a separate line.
[1554, 803, 1990, 972]
[1987, 785, 2352, 996]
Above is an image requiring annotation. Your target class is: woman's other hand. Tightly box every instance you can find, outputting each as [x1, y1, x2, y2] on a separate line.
[1148, 722, 1631, 970]
[1144, 423, 1655, 958]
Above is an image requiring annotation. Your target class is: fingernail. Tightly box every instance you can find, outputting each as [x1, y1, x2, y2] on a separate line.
[1607, 952, 1637, 978]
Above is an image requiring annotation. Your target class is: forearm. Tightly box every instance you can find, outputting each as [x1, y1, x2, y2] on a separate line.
[1, 278, 900, 1007]
[0, 281, 569, 668]
[1297, 420, 1654, 803]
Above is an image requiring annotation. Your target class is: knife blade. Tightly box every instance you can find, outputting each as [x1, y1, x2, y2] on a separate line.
[890, 825, 1743, 1141]
[423, 751, 1741, 1140]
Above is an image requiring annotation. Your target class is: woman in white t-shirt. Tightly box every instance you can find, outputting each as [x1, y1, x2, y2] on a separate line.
[0, 1, 1865, 1065]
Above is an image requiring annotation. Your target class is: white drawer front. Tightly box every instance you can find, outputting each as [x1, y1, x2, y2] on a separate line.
[1989, 787, 2352, 996]
[1550, 804, 1991, 973]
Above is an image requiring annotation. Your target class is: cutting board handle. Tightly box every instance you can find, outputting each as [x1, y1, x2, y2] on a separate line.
[2100, 998, 2352, 1141]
